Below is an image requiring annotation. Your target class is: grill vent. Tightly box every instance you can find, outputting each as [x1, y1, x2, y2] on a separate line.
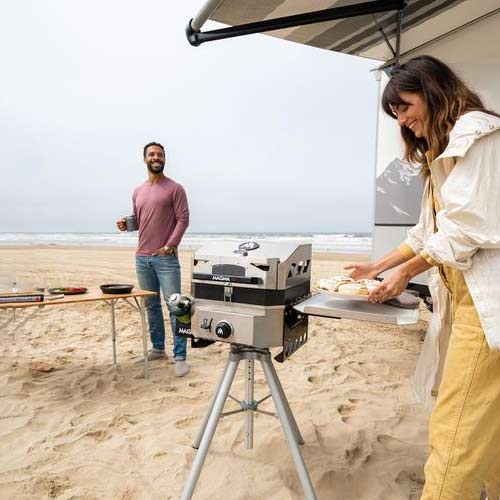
[212, 264, 245, 277]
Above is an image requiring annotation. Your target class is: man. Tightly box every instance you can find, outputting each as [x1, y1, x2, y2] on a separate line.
[117, 142, 190, 377]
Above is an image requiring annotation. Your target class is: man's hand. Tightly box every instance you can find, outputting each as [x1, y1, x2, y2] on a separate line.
[344, 262, 378, 280]
[116, 218, 126, 232]
[368, 269, 410, 303]
[154, 246, 175, 256]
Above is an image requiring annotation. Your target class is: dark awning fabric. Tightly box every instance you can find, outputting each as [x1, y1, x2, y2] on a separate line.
[204, 0, 498, 61]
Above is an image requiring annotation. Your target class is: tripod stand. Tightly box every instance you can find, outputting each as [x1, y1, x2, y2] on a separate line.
[181, 344, 317, 500]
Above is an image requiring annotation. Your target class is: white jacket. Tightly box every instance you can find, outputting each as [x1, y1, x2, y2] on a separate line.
[402, 111, 500, 408]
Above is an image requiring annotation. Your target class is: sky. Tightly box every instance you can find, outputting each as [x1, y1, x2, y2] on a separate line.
[0, 1, 379, 234]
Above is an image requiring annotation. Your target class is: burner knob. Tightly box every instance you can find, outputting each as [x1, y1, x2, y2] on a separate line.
[215, 320, 233, 339]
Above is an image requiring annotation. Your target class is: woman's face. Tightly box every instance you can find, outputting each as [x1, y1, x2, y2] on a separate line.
[390, 91, 428, 138]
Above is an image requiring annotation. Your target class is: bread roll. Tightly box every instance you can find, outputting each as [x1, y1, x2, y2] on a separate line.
[359, 279, 380, 292]
[337, 283, 369, 295]
[317, 276, 353, 292]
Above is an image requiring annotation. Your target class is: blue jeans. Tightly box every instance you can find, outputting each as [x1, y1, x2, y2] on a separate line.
[135, 254, 187, 360]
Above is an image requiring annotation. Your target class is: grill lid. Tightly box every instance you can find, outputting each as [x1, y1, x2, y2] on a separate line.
[193, 240, 312, 290]
[194, 240, 308, 261]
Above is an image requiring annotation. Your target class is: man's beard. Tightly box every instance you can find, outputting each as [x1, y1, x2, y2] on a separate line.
[147, 161, 165, 174]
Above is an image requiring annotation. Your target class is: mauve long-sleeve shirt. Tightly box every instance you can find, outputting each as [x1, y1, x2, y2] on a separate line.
[132, 177, 189, 256]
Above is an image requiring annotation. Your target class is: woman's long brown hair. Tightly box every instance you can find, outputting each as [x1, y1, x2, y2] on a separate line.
[381, 55, 498, 177]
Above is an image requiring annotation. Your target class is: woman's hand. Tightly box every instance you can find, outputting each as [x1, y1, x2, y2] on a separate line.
[343, 262, 378, 280]
[368, 269, 410, 303]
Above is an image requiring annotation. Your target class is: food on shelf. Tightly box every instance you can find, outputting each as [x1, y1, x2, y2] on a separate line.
[316, 276, 354, 292]
[315, 277, 381, 296]
[337, 282, 369, 295]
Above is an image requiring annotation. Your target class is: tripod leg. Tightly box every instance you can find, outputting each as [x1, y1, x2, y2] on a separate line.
[261, 359, 317, 500]
[181, 359, 239, 500]
[244, 359, 254, 449]
[266, 360, 305, 445]
[192, 359, 231, 449]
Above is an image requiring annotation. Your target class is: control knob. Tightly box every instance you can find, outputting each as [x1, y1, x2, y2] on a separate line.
[215, 320, 233, 339]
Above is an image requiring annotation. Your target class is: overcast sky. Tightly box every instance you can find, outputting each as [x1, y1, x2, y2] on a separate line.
[1, 1, 379, 233]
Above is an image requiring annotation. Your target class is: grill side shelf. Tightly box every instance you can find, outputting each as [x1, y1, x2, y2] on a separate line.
[294, 293, 419, 325]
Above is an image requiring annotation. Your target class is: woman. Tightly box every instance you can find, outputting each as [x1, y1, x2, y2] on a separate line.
[345, 55, 500, 499]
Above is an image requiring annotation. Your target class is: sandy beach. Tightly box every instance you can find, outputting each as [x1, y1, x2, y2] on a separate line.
[0, 247, 431, 500]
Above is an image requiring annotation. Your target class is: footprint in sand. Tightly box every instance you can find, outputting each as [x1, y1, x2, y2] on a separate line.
[20, 381, 37, 392]
[108, 413, 138, 429]
[159, 385, 178, 393]
[80, 378, 109, 398]
[84, 428, 111, 442]
[343, 431, 372, 466]
[336, 395, 362, 423]
[306, 373, 331, 385]
[337, 403, 354, 423]
[30, 474, 70, 498]
[396, 469, 425, 499]
[344, 442, 372, 466]
[174, 416, 198, 430]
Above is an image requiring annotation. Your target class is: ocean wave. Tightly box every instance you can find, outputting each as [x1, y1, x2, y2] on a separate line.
[0, 232, 372, 254]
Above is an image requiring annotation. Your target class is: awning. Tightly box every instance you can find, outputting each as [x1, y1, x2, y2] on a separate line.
[187, 0, 500, 64]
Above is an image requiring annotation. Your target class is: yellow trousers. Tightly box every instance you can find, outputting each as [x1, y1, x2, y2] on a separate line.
[421, 269, 500, 499]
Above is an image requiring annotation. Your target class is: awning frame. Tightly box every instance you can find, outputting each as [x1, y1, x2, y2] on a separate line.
[187, 0, 406, 64]
[378, 6, 500, 72]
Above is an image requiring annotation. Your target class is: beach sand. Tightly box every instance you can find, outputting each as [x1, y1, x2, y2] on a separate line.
[0, 247, 431, 500]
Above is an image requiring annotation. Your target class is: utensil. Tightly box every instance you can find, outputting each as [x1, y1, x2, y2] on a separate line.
[47, 287, 88, 295]
[100, 284, 134, 295]
[44, 294, 65, 301]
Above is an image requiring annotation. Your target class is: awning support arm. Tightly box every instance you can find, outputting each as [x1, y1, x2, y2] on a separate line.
[371, 14, 396, 58]
[370, 6, 404, 64]
[395, 8, 403, 64]
[186, 0, 405, 47]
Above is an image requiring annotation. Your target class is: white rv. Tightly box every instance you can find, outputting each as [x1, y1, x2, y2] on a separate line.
[187, 0, 500, 298]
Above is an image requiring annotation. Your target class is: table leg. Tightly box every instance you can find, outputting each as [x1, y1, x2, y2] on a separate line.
[111, 299, 117, 365]
[139, 297, 149, 379]
[10, 309, 17, 356]
[0, 309, 16, 356]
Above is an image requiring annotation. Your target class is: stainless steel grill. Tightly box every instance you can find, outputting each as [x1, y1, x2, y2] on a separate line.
[189, 240, 312, 359]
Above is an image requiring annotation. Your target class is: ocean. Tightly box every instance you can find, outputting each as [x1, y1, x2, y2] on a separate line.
[0, 232, 372, 255]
